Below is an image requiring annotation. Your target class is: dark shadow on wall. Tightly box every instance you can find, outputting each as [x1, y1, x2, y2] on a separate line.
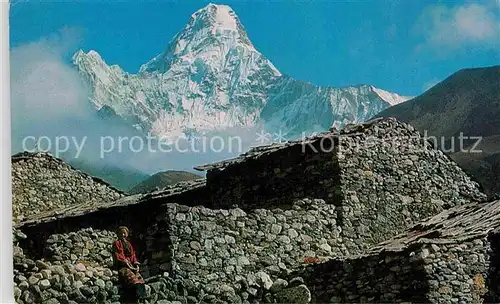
[486, 231, 500, 301]
[204, 138, 344, 211]
[17, 202, 169, 280]
[292, 246, 429, 303]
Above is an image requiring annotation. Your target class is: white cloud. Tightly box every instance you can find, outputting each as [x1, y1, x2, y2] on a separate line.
[10, 28, 136, 166]
[11, 35, 89, 123]
[415, 2, 499, 49]
[9, 29, 263, 176]
[10, 28, 92, 134]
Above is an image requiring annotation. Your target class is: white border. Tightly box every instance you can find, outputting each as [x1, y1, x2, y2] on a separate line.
[0, 1, 13, 303]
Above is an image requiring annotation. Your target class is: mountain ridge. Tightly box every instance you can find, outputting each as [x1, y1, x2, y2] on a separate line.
[128, 170, 203, 194]
[73, 3, 411, 140]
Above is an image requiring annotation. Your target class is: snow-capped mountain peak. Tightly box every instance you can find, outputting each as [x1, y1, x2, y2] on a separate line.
[73, 4, 411, 141]
[370, 85, 412, 106]
[138, 3, 280, 77]
[191, 3, 241, 33]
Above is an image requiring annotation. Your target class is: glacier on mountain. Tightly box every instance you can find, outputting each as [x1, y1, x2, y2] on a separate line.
[73, 3, 412, 141]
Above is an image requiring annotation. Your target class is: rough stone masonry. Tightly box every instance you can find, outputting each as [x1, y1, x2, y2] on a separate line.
[293, 197, 500, 304]
[12, 117, 491, 303]
[12, 152, 124, 224]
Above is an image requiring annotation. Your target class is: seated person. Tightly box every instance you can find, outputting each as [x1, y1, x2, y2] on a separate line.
[112, 226, 147, 302]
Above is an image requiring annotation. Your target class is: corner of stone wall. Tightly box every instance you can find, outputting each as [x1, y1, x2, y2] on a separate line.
[335, 120, 486, 254]
[420, 238, 491, 303]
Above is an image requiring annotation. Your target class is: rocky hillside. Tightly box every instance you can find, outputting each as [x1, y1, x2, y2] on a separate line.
[373, 66, 500, 141]
[12, 118, 489, 304]
[11, 152, 125, 223]
[374, 66, 500, 196]
[73, 3, 411, 141]
[450, 135, 500, 198]
[128, 170, 203, 194]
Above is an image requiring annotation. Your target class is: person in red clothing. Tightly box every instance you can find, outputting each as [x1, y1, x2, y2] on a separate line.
[112, 226, 147, 302]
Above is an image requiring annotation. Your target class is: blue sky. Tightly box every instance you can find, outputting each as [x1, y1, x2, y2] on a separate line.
[9, 0, 500, 96]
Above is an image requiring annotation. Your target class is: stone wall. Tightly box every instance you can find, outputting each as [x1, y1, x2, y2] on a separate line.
[13, 227, 123, 304]
[12, 152, 124, 223]
[293, 247, 428, 303]
[43, 228, 116, 268]
[486, 231, 500, 301]
[290, 239, 493, 304]
[421, 240, 491, 303]
[204, 142, 342, 210]
[16, 180, 207, 263]
[14, 227, 198, 304]
[163, 199, 341, 281]
[287, 199, 500, 303]
[201, 118, 486, 254]
[18, 118, 485, 252]
[18, 199, 499, 304]
[95, 197, 342, 290]
[12, 118, 493, 304]
[15, 204, 500, 304]
[13, 226, 310, 304]
[337, 118, 486, 252]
